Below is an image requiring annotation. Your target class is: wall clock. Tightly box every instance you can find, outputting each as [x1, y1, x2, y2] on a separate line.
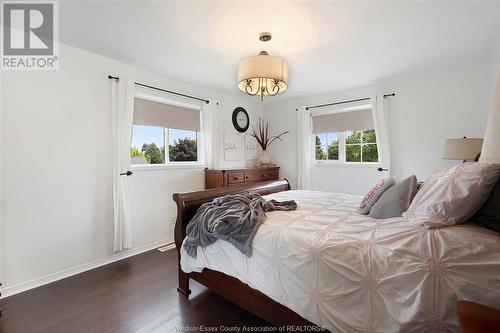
[232, 107, 250, 133]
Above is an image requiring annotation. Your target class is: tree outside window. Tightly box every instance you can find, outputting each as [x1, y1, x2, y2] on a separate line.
[169, 137, 197, 161]
[141, 143, 165, 164]
[315, 132, 339, 161]
[345, 130, 378, 162]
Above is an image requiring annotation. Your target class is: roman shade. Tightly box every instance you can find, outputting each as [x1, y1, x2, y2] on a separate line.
[312, 109, 374, 134]
[133, 97, 201, 131]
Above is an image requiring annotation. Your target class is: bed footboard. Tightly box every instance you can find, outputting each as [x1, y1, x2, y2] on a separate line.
[171, 179, 323, 329]
[172, 179, 291, 295]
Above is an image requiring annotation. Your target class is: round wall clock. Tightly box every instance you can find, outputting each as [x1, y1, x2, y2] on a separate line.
[232, 107, 250, 133]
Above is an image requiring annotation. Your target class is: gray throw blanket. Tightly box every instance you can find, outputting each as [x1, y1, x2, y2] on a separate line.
[183, 193, 297, 258]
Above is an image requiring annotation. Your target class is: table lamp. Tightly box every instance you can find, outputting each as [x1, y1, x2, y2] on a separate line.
[442, 137, 483, 162]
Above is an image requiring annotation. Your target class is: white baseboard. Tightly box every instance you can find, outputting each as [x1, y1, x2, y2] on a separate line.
[1, 239, 174, 298]
[157, 243, 176, 252]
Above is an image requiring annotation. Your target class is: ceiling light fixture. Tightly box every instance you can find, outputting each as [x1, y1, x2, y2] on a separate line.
[237, 32, 288, 101]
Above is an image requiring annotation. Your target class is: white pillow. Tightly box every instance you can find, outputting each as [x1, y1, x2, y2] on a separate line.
[403, 163, 500, 228]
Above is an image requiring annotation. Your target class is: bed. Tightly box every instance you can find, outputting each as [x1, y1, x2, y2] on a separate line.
[173, 180, 500, 332]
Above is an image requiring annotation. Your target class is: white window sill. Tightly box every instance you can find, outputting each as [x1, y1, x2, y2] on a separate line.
[313, 161, 381, 168]
[131, 164, 207, 171]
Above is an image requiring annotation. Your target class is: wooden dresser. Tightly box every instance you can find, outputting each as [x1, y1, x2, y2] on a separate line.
[205, 167, 280, 189]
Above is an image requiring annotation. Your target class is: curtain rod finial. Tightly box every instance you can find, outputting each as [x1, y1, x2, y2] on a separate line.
[108, 75, 119, 82]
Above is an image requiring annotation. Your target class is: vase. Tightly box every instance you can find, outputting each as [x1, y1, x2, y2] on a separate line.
[258, 150, 272, 166]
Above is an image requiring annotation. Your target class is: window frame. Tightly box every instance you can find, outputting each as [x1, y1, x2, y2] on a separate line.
[314, 132, 341, 162]
[344, 130, 379, 163]
[165, 127, 202, 164]
[311, 106, 381, 168]
[313, 130, 380, 167]
[130, 94, 206, 171]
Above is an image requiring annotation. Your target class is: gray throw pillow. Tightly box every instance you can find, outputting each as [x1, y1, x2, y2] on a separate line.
[368, 175, 418, 219]
[470, 179, 500, 233]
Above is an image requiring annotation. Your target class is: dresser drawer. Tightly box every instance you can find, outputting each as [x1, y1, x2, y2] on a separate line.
[244, 171, 257, 182]
[270, 170, 279, 179]
[244, 170, 278, 182]
[228, 172, 245, 184]
[257, 171, 270, 180]
[205, 167, 280, 189]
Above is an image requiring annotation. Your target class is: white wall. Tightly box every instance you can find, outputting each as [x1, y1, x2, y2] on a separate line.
[265, 62, 498, 194]
[0, 43, 261, 296]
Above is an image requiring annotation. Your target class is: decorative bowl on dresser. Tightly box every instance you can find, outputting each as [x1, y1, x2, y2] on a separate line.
[204, 167, 280, 189]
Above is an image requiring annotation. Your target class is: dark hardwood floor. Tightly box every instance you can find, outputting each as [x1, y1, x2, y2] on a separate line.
[0, 248, 271, 333]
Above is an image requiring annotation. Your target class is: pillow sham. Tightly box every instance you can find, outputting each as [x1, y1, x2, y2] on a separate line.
[469, 178, 500, 233]
[403, 163, 500, 228]
[368, 175, 418, 219]
[357, 176, 395, 214]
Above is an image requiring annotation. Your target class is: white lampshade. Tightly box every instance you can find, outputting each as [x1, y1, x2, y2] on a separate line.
[442, 138, 483, 160]
[237, 51, 288, 96]
[480, 70, 500, 163]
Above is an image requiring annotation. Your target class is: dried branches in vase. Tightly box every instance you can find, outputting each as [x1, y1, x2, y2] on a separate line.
[250, 118, 289, 166]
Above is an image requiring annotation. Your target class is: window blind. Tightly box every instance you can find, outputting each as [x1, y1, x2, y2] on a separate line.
[312, 109, 374, 134]
[133, 97, 201, 132]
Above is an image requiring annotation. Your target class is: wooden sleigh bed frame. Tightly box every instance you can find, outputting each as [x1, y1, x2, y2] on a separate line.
[173, 179, 321, 329]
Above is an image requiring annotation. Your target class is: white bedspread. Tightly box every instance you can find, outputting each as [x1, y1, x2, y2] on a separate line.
[181, 190, 500, 332]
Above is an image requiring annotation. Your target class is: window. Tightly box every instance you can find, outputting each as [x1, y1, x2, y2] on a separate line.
[345, 130, 378, 162]
[131, 125, 165, 164]
[131, 126, 199, 164]
[311, 106, 379, 164]
[168, 128, 197, 162]
[315, 132, 339, 161]
[314, 130, 378, 163]
[130, 97, 202, 166]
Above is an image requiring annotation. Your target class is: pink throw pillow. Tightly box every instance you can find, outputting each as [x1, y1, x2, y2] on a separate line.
[403, 163, 500, 228]
[357, 176, 395, 214]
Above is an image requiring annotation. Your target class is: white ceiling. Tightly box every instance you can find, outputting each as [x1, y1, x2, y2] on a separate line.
[60, 1, 500, 99]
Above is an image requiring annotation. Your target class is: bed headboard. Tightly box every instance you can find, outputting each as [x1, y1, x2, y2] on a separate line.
[172, 179, 290, 251]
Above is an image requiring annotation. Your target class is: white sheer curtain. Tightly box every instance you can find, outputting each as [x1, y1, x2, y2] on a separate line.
[371, 95, 391, 174]
[480, 69, 500, 163]
[201, 101, 218, 169]
[297, 106, 313, 190]
[111, 76, 134, 252]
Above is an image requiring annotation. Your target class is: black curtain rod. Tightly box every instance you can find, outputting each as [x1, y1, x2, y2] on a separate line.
[135, 82, 209, 104]
[306, 97, 370, 111]
[304, 93, 396, 111]
[107, 75, 209, 104]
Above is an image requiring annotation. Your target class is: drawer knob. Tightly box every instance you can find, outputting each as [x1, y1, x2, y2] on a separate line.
[234, 177, 239, 180]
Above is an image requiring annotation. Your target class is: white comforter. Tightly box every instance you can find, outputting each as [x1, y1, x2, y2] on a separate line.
[181, 190, 500, 332]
